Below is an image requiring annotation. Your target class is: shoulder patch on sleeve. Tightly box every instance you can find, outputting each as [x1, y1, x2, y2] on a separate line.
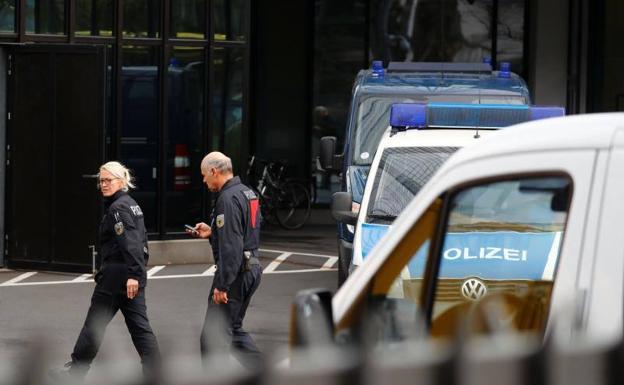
[114, 221, 125, 235]
[216, 214, 225, 228]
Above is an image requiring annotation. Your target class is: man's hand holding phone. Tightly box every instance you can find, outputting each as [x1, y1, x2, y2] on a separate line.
[185, 223, 211, 239]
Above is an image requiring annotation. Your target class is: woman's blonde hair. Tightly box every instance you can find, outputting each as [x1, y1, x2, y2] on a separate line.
[99, 161, 136, 192]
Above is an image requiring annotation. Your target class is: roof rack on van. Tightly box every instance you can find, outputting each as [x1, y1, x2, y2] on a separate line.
[390, 103, 565, 130]
[386, 62, 493, 74]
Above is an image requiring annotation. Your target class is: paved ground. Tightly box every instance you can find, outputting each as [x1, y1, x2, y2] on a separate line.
[260, 208, 338, 255]
[0, 209, 339, 373]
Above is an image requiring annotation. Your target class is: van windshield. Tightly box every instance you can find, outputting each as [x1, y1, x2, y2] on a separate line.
[367, 147, 458, 224]
[352, 94, 525, 166]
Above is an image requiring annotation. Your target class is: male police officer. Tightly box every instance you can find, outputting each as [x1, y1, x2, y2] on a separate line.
[188, 152, 263, 369]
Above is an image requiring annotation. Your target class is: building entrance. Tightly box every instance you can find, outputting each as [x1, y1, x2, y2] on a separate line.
[6, 45, 105, 272]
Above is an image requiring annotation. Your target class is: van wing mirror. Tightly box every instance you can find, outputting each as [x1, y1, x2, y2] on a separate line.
[290, 288, 334, 347]
[319, 136, 343, 171]
[331, 192, 358, 226]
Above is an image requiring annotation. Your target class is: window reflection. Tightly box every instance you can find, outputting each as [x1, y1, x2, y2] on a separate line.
[370, 0, 494, 62]
[76, 0, 113, 36]
[123, 0, 160, 38]
[0, 0, 15, 32]
[497, 0, 525, 76]
[212, 47, 244, 171]
[213, 0, 245, 41]
[166, 47, 205, 232]
[26, 0, 65, 35]
[171, 0, 206, 39]
[312, 0, 367, 203]
[121, 46, 160, 232]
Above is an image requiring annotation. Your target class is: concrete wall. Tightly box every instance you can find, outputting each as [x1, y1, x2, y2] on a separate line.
[528, 0, 569, 107]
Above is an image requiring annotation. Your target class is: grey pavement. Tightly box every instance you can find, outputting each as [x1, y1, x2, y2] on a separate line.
[0, 208, 340, 372]
[260, 208, 338, 255]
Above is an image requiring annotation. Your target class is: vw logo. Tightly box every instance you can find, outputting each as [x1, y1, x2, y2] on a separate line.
[461, 278, 487, 300]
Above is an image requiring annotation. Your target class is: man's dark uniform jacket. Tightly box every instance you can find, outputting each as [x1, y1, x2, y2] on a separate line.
[209, 176, 261, 292]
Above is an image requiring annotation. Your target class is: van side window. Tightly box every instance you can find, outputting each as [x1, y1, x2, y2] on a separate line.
[364, 199, 442, 342]
[430, 176, 571, 336]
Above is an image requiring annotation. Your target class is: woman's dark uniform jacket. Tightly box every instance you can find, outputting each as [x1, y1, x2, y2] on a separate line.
[70, 190, 158, 372]
[96, 190, 149, 288]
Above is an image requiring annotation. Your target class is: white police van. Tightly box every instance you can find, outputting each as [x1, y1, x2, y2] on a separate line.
[350, 104, 499, 272]
[293, 112, 624, 347]
[340, 102, 565, 273]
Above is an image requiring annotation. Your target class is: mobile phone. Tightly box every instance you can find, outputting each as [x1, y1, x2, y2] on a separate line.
[184, 224, 198, 233]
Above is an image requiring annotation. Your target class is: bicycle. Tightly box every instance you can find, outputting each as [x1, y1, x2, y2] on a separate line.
[246, 156, 312, 230]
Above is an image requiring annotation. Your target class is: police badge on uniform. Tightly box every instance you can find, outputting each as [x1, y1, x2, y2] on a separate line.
[216, 214, 225, 228]
[114, 221, 124, 235]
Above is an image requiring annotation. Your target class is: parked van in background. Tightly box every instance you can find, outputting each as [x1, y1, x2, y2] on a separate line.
[318, 61, 531, 285]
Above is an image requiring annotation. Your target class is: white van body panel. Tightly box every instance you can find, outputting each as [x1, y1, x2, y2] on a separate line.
[333, 113, 624, 342]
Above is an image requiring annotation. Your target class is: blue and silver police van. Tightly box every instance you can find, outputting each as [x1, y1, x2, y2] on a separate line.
[319, 61, 532, 285]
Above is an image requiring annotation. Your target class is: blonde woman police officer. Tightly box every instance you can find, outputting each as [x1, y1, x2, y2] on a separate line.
[62, 161, 160, 379]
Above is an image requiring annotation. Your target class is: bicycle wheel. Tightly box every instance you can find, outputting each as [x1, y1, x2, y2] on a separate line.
[275, 182, 311, 230]
[256, 188, 279, 226]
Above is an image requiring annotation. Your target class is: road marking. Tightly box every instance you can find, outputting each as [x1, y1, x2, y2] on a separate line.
[147, 265, 166, 277]
[72, 273, 93, 282]
[263, 252, 291, 273]
[259, 248, 336, 259]
[1, 279, 93, 287]
[0, 272, 37, 286]
[0, 249, 338, 288]
[321, 257, 338, 270]
[267, 268, 337, 274]
[0, 268, 336, 286]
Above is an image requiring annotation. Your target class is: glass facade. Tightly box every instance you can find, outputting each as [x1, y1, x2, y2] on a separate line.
[311, 0, 527, 203]
[121, 45, 160, 232]
[212, 46, 245, 172]
[26, 0, 65, 34]
[497, 0, 525, 76]
[123, 0, 161, 38]
[0, 0, 250, 238]
[0, 0, 613, 237]
[213, 0, 246, 41]
[0, 1, 15, 32]
[76, 0, 113, 36]
[166, 46, 205, 232]
[171, 0, 206, 39]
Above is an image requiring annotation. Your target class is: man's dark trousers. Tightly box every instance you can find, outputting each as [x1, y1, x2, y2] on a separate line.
[201, 264, 262, 369]
[71, 275, 160, 374]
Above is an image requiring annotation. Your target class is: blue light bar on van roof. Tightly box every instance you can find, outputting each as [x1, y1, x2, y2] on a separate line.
[390, 103, 565, 129]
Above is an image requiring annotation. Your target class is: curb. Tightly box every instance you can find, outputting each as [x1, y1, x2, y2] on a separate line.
[147, 239, 214, 266]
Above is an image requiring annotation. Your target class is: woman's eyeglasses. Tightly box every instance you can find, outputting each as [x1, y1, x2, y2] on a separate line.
[97, 177, 120, 188]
